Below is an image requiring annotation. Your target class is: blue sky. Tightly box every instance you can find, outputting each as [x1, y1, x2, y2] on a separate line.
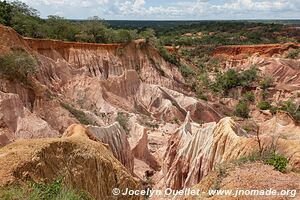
[14, 0, 300, 20]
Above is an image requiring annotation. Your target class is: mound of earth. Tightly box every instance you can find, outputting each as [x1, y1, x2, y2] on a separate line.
[186, 163, 300, 200]
[0, 124, 139, 200]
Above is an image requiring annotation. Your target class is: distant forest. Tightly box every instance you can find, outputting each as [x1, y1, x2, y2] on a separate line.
[0, 1, 299, 45]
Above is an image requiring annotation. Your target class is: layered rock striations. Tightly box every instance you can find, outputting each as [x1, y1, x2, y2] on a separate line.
[0, 124, 139, 200]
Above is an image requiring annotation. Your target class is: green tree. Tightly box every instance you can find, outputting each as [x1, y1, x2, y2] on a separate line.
[115, 29, 133, 43]
[0, 48, 37, 84]
[140, 28, 157, 46]
[46, 15, 78, 41]
[0, 0, 13, 26]
[235, 101, 250, 118]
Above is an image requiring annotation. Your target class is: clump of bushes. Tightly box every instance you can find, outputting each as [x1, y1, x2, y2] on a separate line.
[158, 46, 179, 66]
[116, 112, 130, 132]
[276, 100, 300, 123]
[257, 101, 272, 110]
[210, 66, 258, 94]
[0, 48, 37, 85]
[237, 151, 288, 173]
[179, 64, 195, 78]
[286, 48, 299, 59]
[0, 178, 93, 200]
[242, 91, 255, 102]
[265, 153, 288, 173]
[259, 76, 273, 90]
[234, 101, 250, 118]
[61, 103, 96, 125]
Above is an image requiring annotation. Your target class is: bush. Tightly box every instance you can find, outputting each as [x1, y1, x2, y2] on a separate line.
[237, 151, 288, 173]
[234, 101, 250, 118]
[257, 101, 271, 110]
[243, 91, 255, 102]
[61, 103, 95, 125]
[210, 68, 258, 94]
[116, 112, 130, 132]
[0, 49, 36, 84]
[265, 153, 288, 172]
[239, 66, 258, 87]
[0, 0, 13, 26]
[158, 46, 179, 66]
[179, 65, 195, 78]
[260, 76, 273, 90]
[286, 48, 299, 59]
[279, 100, 300, 122]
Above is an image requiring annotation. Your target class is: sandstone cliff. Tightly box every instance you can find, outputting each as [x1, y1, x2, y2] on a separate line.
[162, 113, 300, 190]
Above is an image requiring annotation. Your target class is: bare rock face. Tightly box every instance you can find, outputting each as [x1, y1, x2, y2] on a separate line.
[259, 111, 300, 140]
[0, 91, 58, 144]
[87, 123, 134, 173]
[129, 123, 161, 171]
[0, 124, 139, 200]
[163, 113, 300, 190]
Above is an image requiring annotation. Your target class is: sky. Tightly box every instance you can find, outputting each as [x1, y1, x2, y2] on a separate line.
[13, 0, 300, 20]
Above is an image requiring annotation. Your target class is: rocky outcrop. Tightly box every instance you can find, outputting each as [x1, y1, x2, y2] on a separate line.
[0, 124, 139, 200]
[88, 123, 134, 173]
[129, 123, 161, 171]
[0, 91, 58, 145]
[163, 113, 300, 189]
[213, 43, 300, 57]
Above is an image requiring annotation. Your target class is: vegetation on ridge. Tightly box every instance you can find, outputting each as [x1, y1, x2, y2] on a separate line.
[0, 47, 36, 85]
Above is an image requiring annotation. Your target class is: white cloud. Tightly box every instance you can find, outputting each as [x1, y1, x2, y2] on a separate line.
[11, 0, 300, 19]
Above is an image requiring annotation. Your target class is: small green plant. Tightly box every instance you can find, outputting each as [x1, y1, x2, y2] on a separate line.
[210, 164, 229, 191]
[260, 76, 273, 90]
[61, 103, 95, 125]
[173, 117, 180, 124]
[239, 66, 258, 87]
[158, 46, 179, 66]
[179, 64, 195, 78]
[0, 49, 37, 85]
[116, 112, 130, 132]
[243, 91, 255, 102]
[196, 91, 208, 101]
[234, 101, 250, 118]
[286, 48, 299, 59]
[265, 153, 288, 172]
[257, 101, 271, 110]
[236, 151, 288, 173]
[279, 99, 300, 123]
[0, 178, 94, 200]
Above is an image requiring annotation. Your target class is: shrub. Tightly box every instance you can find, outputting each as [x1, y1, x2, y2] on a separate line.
[237, 151, 288, 173]
[239, 66, 258, 87]
[260, 76, 273, 90]
[196, 92, 208, 101]
[265, 153, 288, 172]
[286, 48, 299, 59]
[243, 91, 255, 102]
[116, 112, 130, 132]
[234, 101, 250, 118]
[179, 65, 195, 78]
[257, 101, 271, 110]
[61, 103, 95, 125]
[279, 100, 300, 122]
[210, 68, 258, 94]
[0, 49, 36, 84]
[158, 46, 179, 66]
